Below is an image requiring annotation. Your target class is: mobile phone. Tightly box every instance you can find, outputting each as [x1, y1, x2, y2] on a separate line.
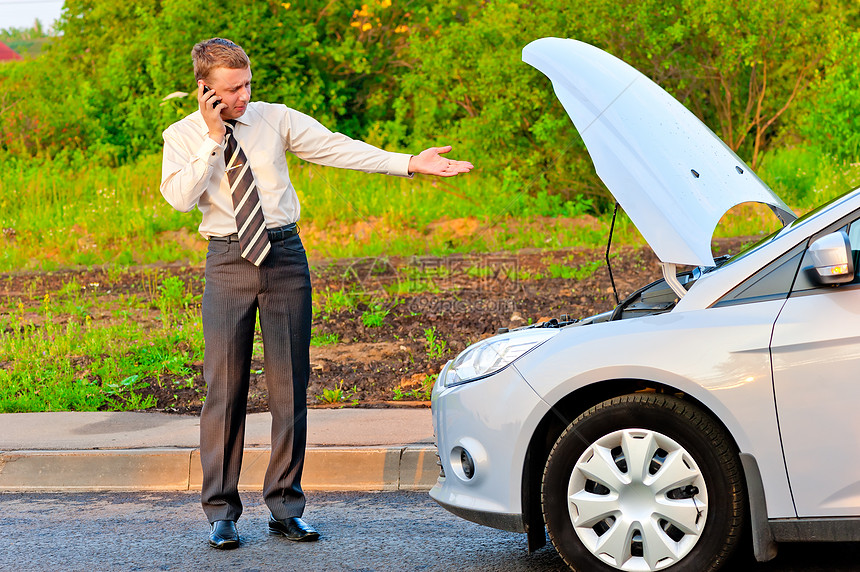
[202, 85, 222, 109]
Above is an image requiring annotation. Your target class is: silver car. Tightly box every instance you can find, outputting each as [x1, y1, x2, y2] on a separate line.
[430, 38, 860, 572]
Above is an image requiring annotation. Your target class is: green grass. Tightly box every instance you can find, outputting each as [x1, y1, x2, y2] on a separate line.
[360, 302, 390, 328]
[319, 287, 359, 314]
[310, 331, 340, 346]
[0, 153, 615, 271]
[546, 259, 603, 280]
[385, 276, 441, 295]
[316, 380, 358, 405]
[423, 327, 448, 360]
[392, 374, 435, 401]
[0, 316, 202, 413]
[2, 146, 860, 272]
[3, 145, 860, 412]
[0, 154, 202, 270]
[0, 273, 206, 413]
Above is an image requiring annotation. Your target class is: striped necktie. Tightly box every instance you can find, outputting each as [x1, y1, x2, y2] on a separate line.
[225, 120, 270, 266]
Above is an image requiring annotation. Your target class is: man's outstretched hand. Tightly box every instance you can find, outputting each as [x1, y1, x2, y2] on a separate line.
[408, 146, 474, 177]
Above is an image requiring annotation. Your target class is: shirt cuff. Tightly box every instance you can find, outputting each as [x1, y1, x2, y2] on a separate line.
[388, 152, 414, 178]
[196, 137, 222, 163]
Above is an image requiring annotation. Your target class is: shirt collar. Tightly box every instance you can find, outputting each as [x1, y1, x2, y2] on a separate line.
[231, 106, 254, 127]
[191, 102, 255, 136]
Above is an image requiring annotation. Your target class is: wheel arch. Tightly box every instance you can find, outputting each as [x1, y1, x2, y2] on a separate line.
[520, 377, 770, 560]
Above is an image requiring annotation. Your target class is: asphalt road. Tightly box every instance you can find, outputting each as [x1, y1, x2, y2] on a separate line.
[0, 491, 857, 571]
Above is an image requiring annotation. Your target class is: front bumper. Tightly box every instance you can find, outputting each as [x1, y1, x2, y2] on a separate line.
[429, 360, 549, 533]
[432, 496, 527, 533]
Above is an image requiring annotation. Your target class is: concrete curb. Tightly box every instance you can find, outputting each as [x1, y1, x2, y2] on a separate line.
[0, 445, 439, 492]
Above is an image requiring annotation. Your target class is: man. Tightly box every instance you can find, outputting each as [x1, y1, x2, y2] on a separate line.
[160, 38, 472, 550]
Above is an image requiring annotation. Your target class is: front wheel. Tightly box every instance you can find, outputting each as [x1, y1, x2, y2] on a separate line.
[542, 394, 745, 572]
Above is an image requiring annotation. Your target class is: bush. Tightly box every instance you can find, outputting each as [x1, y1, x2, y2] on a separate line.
[797, 30, 860, 163]
[1, 0, 859, 197]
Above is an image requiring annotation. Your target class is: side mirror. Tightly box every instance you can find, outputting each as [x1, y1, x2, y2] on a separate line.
[806, 231, 854, 286]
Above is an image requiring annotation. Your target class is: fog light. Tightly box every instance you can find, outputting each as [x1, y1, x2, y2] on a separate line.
[449, 441, 485, 482]
[460, 448, 475, 479]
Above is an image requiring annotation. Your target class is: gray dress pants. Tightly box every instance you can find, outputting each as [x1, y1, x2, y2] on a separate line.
[199, 233, 312, 523]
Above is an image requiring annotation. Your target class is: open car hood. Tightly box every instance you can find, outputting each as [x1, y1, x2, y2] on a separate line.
[523, 37, 796, 267]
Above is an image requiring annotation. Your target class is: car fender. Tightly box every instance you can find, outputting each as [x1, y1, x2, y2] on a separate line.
[515, 304, 796, 518]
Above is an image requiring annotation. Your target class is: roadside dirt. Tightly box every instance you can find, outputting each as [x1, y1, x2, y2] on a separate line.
[0, 238, 749, 414]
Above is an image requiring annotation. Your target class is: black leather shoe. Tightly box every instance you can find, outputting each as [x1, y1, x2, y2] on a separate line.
[268, 515, 320, 542]
[208, 520, 240, 549]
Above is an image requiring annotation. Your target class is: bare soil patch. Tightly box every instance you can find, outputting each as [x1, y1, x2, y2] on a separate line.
[0, 238, 749, 414]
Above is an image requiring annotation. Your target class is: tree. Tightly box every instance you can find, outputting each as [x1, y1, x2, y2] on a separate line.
[401, 0, 847, 190]
[0, 0, 855, 181]
[550, 0, 844, 169]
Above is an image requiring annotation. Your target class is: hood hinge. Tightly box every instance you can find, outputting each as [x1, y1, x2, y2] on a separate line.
[661, 262, 687, 299]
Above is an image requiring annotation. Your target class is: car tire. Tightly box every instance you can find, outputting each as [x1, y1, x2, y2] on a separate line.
[542, 393, 745, 572]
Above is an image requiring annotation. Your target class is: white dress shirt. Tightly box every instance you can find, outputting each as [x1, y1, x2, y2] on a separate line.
[160, 101, 413, 238]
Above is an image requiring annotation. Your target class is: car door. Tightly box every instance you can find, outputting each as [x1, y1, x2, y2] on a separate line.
[770, 219, 860, 517]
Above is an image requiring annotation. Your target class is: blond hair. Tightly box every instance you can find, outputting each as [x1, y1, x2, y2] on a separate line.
[191, 38, 250, 82]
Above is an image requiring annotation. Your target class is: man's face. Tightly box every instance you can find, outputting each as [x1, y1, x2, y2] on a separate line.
[204, 66, 252, 120]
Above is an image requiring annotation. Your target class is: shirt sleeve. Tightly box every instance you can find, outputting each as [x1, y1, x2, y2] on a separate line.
[283, 108, 413, 178]
[160, 126, 223, 213]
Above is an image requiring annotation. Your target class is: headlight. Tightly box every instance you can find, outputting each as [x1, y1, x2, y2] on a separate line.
[444, 329, 558, 387]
